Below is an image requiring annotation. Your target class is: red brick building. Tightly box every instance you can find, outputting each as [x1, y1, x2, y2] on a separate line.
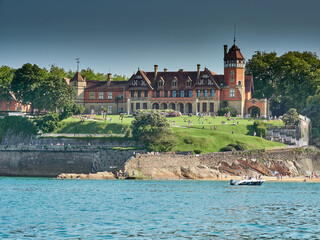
[0, 92, 31, 115]
[70, 41, 268, 117]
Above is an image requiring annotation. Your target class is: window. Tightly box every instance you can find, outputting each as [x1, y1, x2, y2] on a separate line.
[204, 90, 208, 97]
[231, 70, 234, 76]
[180, 91, 185, 98]
[156, 91, 160, 97]
[172, 80, 178, 87]
[172, 91, 177, 97]
[197, 103, 200, 112]
[202, 103, 207, 112]
[230, 76, 234, 82]
[136, 103, 140, 110]
[158, 80, 164, 87]
[131, 103, 134, 112]
[89, 92, 95, 100]
[107, 92, 112, 100]
[230, 89, 235, 98]
[131, 91, 135, 98]
[137, 90, 141, 97]
[197, 90, 201, 97]
[186, 80, 192, 87]
[144, 90, 148, 97]
[211, 90, 215, 97]
[143, 103, 147, 109]
[210, 103, 214, 112]
[6, 101, 10, 111]
[238, 81, 241, 86]
[189, 90, 193, 97]
[98, 92, 104, 99]
[164, 91, 168, 97]
[107, 105, 112, 114]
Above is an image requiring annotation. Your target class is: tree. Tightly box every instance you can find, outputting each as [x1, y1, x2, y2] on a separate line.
[131, 112, 176, 152]
[0, 65, 14, 101]
[246, 51, 277, 99]
[283, 108, 300, 126]
[32, 65, 75, 112]
[302, 90, 320, 137]
[11, 63, 47, 113]
[246, 51, 320, 117]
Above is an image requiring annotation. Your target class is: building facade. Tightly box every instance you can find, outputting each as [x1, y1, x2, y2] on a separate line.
[70, 42, 268, 117]
[0, 92, 31, 115]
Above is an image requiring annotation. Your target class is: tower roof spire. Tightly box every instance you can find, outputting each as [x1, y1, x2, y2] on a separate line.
[234, 23, 236, 45]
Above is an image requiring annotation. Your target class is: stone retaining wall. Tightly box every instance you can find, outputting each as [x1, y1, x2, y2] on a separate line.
[0, 146, 139, 177]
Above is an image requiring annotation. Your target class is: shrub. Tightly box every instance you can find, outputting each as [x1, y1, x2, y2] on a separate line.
[0, 116, 38, 142]
[194, 149, 202, 154]
[253, 120, 267, 137]
[59, 103, 85, 121]
[184, 138, 193, 144]
[217, 107, 237, 117]
[34, 113, 61, 133]
[131, 111, 176, 152]
[220, 142, 247, 152]
[220, 145, 236, 152]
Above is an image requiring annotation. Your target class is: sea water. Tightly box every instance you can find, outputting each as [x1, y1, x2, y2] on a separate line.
[0, 178, 319, 239]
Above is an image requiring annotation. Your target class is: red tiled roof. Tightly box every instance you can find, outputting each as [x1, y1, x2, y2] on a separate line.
[224, 44, 245, 61]
[131, 68, 222, 91]
[70, 72, 85, 82]
[85, 80, 128, 91]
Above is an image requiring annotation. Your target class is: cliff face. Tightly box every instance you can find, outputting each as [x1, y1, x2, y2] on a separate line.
[124, 148, 320, 180]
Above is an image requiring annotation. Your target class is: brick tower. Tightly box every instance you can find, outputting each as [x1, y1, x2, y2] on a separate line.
[222, 41, 246, 115]
[69, 72, 86, 106]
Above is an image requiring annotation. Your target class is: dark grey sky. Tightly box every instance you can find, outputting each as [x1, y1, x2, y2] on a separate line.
[0, 0, 319, 77]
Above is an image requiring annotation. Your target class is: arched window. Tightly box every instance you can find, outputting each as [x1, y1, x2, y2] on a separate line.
[172, 80, 178, 87]
[158, 80, 164, 87]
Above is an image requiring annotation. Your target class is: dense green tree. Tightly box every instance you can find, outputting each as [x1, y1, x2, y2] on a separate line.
[245, 51, 277, 99]
[302, 89, 320, 137]
[0, 65, 14, 101]
[80, 67, 128, 81]
[131, 112, 176, 152]
[283, 108, 300, 126]
[33, 65, 75, 112]
[11, 63, 47, 113]
[246, 51, 320, 116]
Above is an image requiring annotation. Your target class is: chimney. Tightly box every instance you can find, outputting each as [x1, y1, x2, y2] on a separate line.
[164, 68, 167, 72]
[107, 73, 112, 82]
[154, 65, 158, 79]
[178, 69, 183, 72]
[197, 64, 201, 78]
[224, 45, 228, 58]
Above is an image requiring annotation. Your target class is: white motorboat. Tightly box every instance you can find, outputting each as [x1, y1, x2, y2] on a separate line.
[230, 178, 265, 186]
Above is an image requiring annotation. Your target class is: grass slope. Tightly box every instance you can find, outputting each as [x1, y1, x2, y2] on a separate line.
[56, 115, 285, 153]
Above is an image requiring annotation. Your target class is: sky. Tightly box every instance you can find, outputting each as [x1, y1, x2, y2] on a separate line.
[0, 0, 319, 77]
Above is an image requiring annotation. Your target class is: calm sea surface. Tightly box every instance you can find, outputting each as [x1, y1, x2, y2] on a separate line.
[0, 178, 319, 239]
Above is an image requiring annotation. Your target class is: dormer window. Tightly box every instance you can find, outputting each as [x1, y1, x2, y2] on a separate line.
[172, 79, 178, 87]
[158, 79, 164, 87]
[186, 76, 192, 87]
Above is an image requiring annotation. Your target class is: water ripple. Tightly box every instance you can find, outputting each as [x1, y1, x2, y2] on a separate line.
[0, 178, 320, 239]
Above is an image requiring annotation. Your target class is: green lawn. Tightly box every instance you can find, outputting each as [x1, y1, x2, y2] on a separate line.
[56, 115, 285, 153]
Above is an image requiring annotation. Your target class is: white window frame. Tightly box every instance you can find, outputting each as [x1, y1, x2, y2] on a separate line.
[107, 92, 112, 100]
[230, 89, 235, 98]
